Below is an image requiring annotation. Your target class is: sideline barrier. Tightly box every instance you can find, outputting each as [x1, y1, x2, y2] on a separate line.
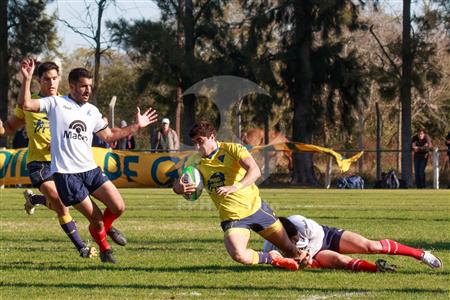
[0, 143, 363, 187]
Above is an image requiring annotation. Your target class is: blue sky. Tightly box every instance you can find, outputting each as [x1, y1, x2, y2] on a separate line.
[46, 0, 161, 52]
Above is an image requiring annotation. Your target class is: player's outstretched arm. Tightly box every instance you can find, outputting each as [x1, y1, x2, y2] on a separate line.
[96, 107, 158, 143]
[18, 58, 40, 112]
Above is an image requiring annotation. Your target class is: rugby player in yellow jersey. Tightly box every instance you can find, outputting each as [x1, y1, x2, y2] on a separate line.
[173, 121, 309, 271]
[0, 61, 101, 258]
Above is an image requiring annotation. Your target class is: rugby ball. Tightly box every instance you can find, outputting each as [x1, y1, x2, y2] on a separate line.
[181, 166, 203, 201]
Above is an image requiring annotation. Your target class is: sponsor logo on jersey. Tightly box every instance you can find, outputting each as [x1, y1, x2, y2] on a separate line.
[63, 105, 72, 110]
[207, 172, 225, 193]
[63, 120, 88, 142]
[34, 117, 49, 134]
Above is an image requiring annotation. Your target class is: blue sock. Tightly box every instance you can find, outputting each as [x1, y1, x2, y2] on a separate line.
[30, 194, 47, 206]
[60, 219, 86, 251]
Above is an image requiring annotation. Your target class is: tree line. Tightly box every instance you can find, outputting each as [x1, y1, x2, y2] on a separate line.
[0, 0, 449, 186]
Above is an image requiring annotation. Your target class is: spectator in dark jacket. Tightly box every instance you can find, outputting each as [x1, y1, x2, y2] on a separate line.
[411, 129, 432, 189]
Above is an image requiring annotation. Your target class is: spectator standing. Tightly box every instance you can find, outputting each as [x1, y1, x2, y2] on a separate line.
[113, 120, 135, 150]
[151, 118, 179, 152]
[411, 129, 432, 189]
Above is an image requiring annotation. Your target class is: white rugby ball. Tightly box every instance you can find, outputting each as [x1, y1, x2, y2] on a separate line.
[181, 166, 203, 201]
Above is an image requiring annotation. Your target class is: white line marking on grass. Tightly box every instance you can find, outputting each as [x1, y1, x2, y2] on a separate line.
[300, 291, 369, 300]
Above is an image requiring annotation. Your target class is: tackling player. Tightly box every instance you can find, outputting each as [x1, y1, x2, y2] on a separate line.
[173, 121, 309, 271]
[19, 58, 158, 263]
[264, 215, 443, 272]
[0, 61, 95, 258]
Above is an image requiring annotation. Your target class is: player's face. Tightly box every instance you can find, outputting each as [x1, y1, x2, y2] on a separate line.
[418, 131, 425, 139]
[70, 77, 92, 102]
[39, 69, 59, 97]
[192, 134, 217, 156]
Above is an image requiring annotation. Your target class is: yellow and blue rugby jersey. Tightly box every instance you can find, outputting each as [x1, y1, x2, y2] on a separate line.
[14, 94, 51, 163]
[187, 142, 262, 221]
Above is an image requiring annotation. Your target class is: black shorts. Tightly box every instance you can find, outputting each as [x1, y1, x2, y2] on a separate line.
[27, 161, 53, 188]
[321, 225, 345, 252]
[54, 167, 109, 206]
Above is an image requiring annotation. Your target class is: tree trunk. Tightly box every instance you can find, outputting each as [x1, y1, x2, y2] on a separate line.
[400, 0, 413, 187]
[291, 1, 316, 185]
[0, 0, 8, 147]
[176, 0, 184, 144]
[182, 0, 196, 145]
[91, 0, 107, 105]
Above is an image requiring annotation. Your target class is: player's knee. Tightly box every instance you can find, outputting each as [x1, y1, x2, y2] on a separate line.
[229, 250, 251, 264]
[111, 203, 125, 216]
[367, 240, 382, 253]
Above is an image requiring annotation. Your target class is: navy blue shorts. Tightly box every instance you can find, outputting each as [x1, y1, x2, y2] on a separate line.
[321, 225, 345, 252]
[220, 201, 278, 233]
[27, 161, 53, 188]
[54, 167, 109, 207]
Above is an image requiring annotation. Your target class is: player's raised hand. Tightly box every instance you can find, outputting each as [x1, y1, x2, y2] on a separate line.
[135, 107, 158, 128]
[20, 58, 35, 81]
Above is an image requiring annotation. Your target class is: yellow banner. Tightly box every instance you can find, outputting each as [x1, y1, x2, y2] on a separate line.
[0, 144, 362, 187]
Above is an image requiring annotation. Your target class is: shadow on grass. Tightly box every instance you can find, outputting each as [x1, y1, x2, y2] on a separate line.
[1, 262, 448, 276]
[316, 216, 449, 222]
[0, 281, 447, 295]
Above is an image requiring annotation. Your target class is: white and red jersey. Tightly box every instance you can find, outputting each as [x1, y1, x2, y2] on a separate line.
[263, 215, 325, 257]
[39, 95, 107, 174]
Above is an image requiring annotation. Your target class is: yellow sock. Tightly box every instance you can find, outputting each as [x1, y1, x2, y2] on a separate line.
[250, 249, 259, 265]
[58, 214, 73, 225]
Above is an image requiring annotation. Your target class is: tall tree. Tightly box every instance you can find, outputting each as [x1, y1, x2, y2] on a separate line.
[241, 0, 369, 185]
[1, 0, 58, 147]
[58, 0, 114, 104]
[0, 1, 8, 147]
[109, 0, 230, 144]
[400, 0, 413, 186]
[369, 2, 443, 185]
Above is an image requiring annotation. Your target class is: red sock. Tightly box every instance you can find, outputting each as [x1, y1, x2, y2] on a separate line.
[347, 259, 377, 272]
[379, 239, 423, 260]
[89, 225, 110, 252]
[103, 208, 119, 233]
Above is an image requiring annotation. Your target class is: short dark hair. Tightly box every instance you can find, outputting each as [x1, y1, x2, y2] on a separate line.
[37, 61, 59, 78]
[279, 217, 297, 238]
[68, 68, 92, 83]
[189, 121, 217, 138]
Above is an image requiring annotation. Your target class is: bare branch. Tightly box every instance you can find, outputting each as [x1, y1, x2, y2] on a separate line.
[369, 24, 401, 78]
[194, 0, 213, 25]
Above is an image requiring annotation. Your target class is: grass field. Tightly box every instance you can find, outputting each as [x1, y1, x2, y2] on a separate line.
[0, 188, 449, 299]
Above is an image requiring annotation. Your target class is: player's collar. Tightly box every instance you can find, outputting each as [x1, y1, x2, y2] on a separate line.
[204, 142, 219, 159]
[68, 94, 86, 106]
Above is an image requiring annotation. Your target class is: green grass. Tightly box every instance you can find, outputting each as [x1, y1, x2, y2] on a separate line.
[0, 188, 449, 299]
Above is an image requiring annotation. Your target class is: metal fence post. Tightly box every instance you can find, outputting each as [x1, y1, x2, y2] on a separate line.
[325, 156, 332, 189]
[109, 96, 117, 128]
[433, 147, 439, 189]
